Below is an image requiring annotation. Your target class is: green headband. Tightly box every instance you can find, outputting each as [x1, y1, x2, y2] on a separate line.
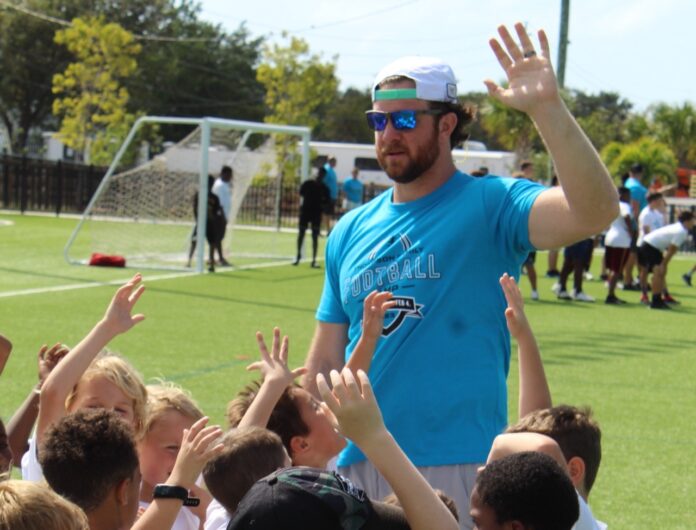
[373, 88, 418, 101]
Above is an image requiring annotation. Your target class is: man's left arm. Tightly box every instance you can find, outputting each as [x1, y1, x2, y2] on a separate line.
[486, 24, 619, 250]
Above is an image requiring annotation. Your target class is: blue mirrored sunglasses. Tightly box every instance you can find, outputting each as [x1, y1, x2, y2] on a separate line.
[365, 109, 444, 131]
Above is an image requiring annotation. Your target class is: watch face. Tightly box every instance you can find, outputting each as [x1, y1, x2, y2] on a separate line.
[153, 484, 187, 500]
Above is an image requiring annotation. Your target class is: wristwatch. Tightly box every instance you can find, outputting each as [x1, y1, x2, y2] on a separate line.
[152, 484, 200, 507]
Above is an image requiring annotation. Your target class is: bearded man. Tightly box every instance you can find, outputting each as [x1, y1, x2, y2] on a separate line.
[302, 23, 618, 529]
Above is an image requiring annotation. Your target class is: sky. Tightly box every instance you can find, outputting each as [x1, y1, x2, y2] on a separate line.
[198, 0, 694, 112]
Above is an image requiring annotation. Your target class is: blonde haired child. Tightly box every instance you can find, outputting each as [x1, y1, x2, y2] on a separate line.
[138, 381, 210, 530]
[24, 274, 148, 481]
[0, 479, 89, 530]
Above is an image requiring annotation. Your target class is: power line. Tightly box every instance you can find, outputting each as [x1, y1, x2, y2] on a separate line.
[292, 0, 420, 33]
[0, 0, 219, 42]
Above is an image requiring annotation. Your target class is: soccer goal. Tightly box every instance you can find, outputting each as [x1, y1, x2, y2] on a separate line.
[64, 116, 311, 272]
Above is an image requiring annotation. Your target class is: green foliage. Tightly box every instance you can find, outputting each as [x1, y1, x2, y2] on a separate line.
[649, 102, 696, 167]
[479, 83, 540, 159]
[0, 0, 265, 153]
[52, 16, 141, 163]
[601, 137, 678, 182]
[257, 34, 338, 182]
[315, 87, 373, 143]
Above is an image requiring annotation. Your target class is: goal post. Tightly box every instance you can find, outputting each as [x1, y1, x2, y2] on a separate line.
[64, 116, 312, 272]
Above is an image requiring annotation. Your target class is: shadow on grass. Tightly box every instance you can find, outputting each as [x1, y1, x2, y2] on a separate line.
[0, 265, 110, 285]
[145, 284, 317, 315]
[535, 330, 691, 366]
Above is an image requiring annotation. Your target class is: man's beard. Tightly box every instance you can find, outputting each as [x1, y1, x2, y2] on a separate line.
[377, 131, 440, 184]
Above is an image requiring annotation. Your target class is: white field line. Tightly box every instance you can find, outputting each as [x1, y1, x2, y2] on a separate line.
[0, 258, 317, 299]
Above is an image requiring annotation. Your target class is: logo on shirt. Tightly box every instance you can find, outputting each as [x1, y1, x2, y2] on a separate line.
[381, 295, 424, 336]
[368, 233, 412, 260]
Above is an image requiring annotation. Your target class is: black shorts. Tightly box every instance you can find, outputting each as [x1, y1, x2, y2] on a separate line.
[564, 239, 594, 263]
[299, 210, 321, 232]
[637, 243, 663, 272]
[524, 252, 537, 266]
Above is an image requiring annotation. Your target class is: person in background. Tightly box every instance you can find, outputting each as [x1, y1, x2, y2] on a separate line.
[342, 168, 364, 212]
[294, 167, 329, 268]
[622, 163, 648, 289]
[322, 157, 338, 235]
[211, 166, 233, 267]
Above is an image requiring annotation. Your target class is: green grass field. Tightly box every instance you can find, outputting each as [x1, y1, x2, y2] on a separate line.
[1, 212, 695, 528]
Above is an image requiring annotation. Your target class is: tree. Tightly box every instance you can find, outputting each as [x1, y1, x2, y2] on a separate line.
[568, 90, 635, 151]
[315, 87, 372, 143]
[257, 34, 338, 182]
[0, 0, 72, 153]
[52, 17, 141, 164]
[479, 83, 540, 160]
[601, 137, 678, 183]
[650, 102, 696, 168]
[0, 0, 264, 153]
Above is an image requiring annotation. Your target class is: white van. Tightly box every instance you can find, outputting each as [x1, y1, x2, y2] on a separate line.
[310, 141, 517, 185]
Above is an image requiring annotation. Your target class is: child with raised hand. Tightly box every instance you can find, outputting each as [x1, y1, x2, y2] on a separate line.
[135, 415, 224, 530]
[317, 368, 459, 530]
[235, 328, 307, 430]
[6, 343, 69, 470]
[499, 272, 551, 417]
[27, 274, 148, 481]
[345, 290, 396, 374]
[137, 382, 212, 530]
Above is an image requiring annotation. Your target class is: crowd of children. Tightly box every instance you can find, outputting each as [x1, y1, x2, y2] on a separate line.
[1, 270, 612, 530]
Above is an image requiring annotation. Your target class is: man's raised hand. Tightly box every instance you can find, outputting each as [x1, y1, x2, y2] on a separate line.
[484, 22, 560, 115]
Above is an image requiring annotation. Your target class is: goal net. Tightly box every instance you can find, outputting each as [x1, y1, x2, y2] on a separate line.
[64, 116, 311, 272]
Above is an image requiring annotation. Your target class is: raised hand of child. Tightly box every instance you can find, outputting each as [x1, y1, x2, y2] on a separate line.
[38, 343, 70, 389]
[317, 369, 387, 450]
[167, 417, 223, 490]
[500, 273, 531, 340]
[247, 327, 307, 387]
[361, 290, 396, 341]
[102, 273, 146, 335]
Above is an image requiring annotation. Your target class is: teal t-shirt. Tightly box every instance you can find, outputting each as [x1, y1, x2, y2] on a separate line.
[343, 178, 364, 204]
[316, 171, 544, 467]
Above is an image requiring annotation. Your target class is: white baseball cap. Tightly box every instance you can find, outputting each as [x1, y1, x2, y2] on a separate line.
[371, 56, 458, 103]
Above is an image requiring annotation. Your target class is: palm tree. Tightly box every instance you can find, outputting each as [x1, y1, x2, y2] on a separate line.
[650, 102, 696, 167]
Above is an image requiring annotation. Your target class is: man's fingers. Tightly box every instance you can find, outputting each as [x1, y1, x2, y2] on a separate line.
[497, 25, 523, 61]
[538, 29, 551, 59]
[488, 39, 512, 71]
[514, 22, 535, 57]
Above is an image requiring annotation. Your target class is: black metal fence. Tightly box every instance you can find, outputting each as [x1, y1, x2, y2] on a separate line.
[0, 155, 105, 215]
[0, 155, 387, 225]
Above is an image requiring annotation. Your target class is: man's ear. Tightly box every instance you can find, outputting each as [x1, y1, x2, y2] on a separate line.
[567, 456, 586, 490]
[504, 521, 526, 530]
[439, 112, 457, 137]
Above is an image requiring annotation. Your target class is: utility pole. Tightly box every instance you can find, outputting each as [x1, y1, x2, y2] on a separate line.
[557, 0, 570, 88]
